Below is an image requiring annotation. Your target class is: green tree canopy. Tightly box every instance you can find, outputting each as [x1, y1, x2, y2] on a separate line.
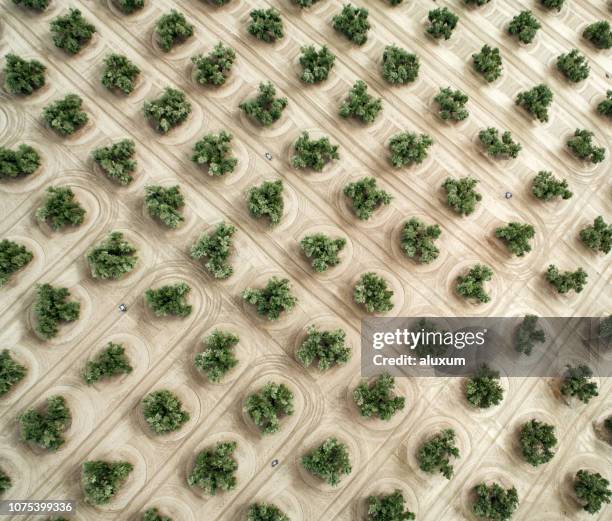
[0, 239, 33, 286]
[42, 94, 88, 136]
[302, 437, 351, 486]
[426, 7, 459, 40]
[560, 365, 598, 404]
[354, 272, 394, 313]
[191, 221, 236, 279]
[92, 139, 137, 186]
[300, 233, 346, 272]
[143, 507, 171, 521]
[389, 132, 433, 167]
[567, 129, 606, 164]
[401, 218, 441, 264]
[36, 186, 86, 230]
[192, 131, 238, 177]
[242, 276, 297, 320]
[0, 144, 41, 179]
[0, 468, 10, 495]
[50, 9, 96, 54]
[382, 45, 420, 84]
[574, 470, 611, 514]
[472, 45, 503, 82]
[540, 0, 564, 11]
[514, 315, 545, 356]
[299, 45, 336, 84]
[580, 216, 611, 254]
[442, 177, 482, 216]
[144, 88, 191, 133]
[508, 10, 541, 44]
[247, 179, 284, 225]
[332, 4, 370, 45]
[84, 342, 133, 385]
[456, 264, 493, 303]
[531, 171, 572, 201]
[245, 382, 294, 435]
[0, 349, 27, 396]
[86, 231, 138, 280]
[479, 128, 521, 159]
[516, 84, 553, 122]
[240, 82, 288, 127]
[155, 10, 194, 52]
[297, 326, 351, 371]
[144, 185, 185, 228]
[434, 87, 469, 121]
[247, 503, 290, 521]
[192, 43, 236, 86]
[583, 21, 611, 50]
[472, 483, 519, 521]
[101, 53, 140, 95]
[194, 330, 239, 383]
[116, 0, 144, 15]
[597, 90, 612, 118]
[466, 364, 504, 408]
[33, 283, 80, 340]
[19, 394, 71, 451]
[145, 282, 192, 317]
[142, 389, 190, 434]
[546, 265, 587, 294]
[339, 80, 383, 123]
[82, 460, 133, 505]
[556, 49, 589, 82]
[344, 177, 392, 220]
[367, 490, 415, 521]
[292, 132, 339, 172]
[495, 222, 535, 257]
[519, 419, 557, 466]
[353, 373, 405, 421]
[248, 8, 284, 43]
[188, 441, 238, 495]
[417, 428, 460, 479]
[3, 54, 46, 95]
[13, 0, 49, 11]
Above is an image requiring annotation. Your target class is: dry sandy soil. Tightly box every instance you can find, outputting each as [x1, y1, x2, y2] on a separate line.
[1, 0, 611, 519]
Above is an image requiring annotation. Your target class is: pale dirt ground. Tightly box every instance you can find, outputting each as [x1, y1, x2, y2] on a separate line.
[0, 0, 611, 519]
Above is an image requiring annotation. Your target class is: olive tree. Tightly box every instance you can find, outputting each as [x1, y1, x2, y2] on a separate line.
[426, 8, 459, 40]
[292, 0, 322, 8]
[472, 483, 518, 521]
[597, 90, 612, 118]
[191, 221, 236, 279]
[82, 460, 133, 505]
[580, 216, 611, 254]
[3, 54, 46, 96]
[144, 88, 192, 133]
[531, 171, 572, 201]
[154, 10, 194, 52]
[332, 4, 370, 45]
[556, 49, 589, 82]
[344, 177, 392, 220]
[86, 231, 138, 280]
[239, 82, 288, 126]
[417, 428, 460, 479]
[354, 272, 394, 313]
[0, 239, 33, 286]
[567, 129, 605, 164]
[143, 507, 171, 521]
[508, 10, 541, 44]
[142, 389, 190, 434]
[0, 144, 41, 179]
[519, 419, 557, 466]
[434, 87, 469, 121]
[84, 342, 132, 385]
[116, 0, 144, 15]
[583, 21, 611, 50]
[389, 132, 433, 167]
[36, 186, 85, 230]
[546, 265, 587, 294]
[33, 283, 80, 339]
[192, 131, 237, 176]
[514, 315, 545, 356]
[472, 45, 503, 82]
[0, 468, 10, 495]
[466, 364, 504, 408]
[574, 470, 611, 514]
[188, 441, 238, 494]
[479, 128, 521, 159]
[246, 179, 284, 225]
[400, 218, 441, 264]
[50, 9, 96, 54]
[248, 8, 284, 43]
[302, 437, 351, 486]
[456, 264, 493, 303]
[299, 44, 336, 84]
[242, 276, 296, 320]
[353, 373, 405, 420]
[194, 330, 239, 383]
[516, 84, 553, 122]
[339, 80, 383, 123]
[92, 139, 137, 186]
[19, 394, 71, 451]
[495, 222, 535, 257]
[245, 382, 294, 435]
[465, 0, 490, 5]
[292, 132, 339, 172]
[297, 326, 351, 371]
[382, 45, 420, 84]
[13, 0, 49, 11]
[101, 53, 140, 95]
[442, 177, 482, 216]
[247, 503, 290, 521]
[0, 349, 27, 396]
[540, 0, 564, 11]
[560, 365, 598, 404]
[300, 233, 346, 272]
[367, 490, 415, 521]
[145, 282, 192, 317]
[192, 43, 236, 86]
[42, 94, 88, 136]
[144, 185, 185, 228]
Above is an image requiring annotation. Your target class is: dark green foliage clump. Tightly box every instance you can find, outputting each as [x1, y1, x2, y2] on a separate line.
[33, 283, 80, 340]
[240, 82, 288, 127]
[92, 139, 137, 186]
[418, 429, 460, 479]
[382, 45, 420, 84]
[339, 80, 382, 124]
[155, 10, 194, 52]
[401, 218, 441, 264]
[247, 503, 290, 521]
[13, 0, 49, 11]
[472, 45, 503, 82]
[583, 21, 612, 49]
[0, 468, 10, 494]
[580, 216, 611, 254]
[546, 265, 587, 294]
[299, 45, 336, 84]
[367, 490, 415, 521]
[195, 330, 239, 383]
[442, 177, 482, 216]
[86, 231, 138, 280]
[144, 88, 191, 133]
[411, 319, 449, 358]
[465, 0, 490, 5]
[540, 0, 564, 11]
[3, 54, 46, 96]
[247, 180, 284, 225]
[567, 129, 606, 164]
[191, 221, 236, 279]
[514, 315, 545, 356]
[0, 350, 27, 396]
[344, 177, 392, 220]
[82, 460, 133, 505]
[50, 9, 96, 54]
[472, 483, 519, 521]
[245, 382, 294, 435]
[597, 90, 612, 118]
[292, 0, 322, 8]
[142, 389, 190, 435]
[556, 49, 589, 82]
[605, 416, 612, 433]
[598, 316, 612, 342]
[145, 282, 192, 317]
[192, 131, 237, 177]
[354, 272, 394, 313]
[332, 4, 370, 45]
[144, 185, 185, 228]
[456, 264, 493, 303]
[479, 128, 521, 159]
[248, 9, 284, 43]
[516, 84, 553, 122]
[188, 441, 238, 495]
[0, 239, 33, 286]
[302, 437, 351, 486]
[519, 419, 557, 466]
[84, 342, 132, 385]
[426, 7, 459, 40]
[192, 43, 236, 86]
[508, 10, 541, 44]
[389, 132, 433, 167]
[495, 222, 535, 257]
[0, 144, 41, 179]
[466, 364, 504, 408]
[353, 373, 404, 421]
[242, 277, 296, 321]
[101, 54, 140, 95]
[292, 132, 339, 172]
[19, 395, 71, 451]
[42, 94, 88, 136]
[297, 326, 350, 371]
[560, 365, 598, 404]
[574, 470, 611, 514]
[143, 507, 171, 521]
[531, 171, 572, 201]
[434, 87, 469, 121]
[116, 0, 144, 15]
[300, 233, 346, 272]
